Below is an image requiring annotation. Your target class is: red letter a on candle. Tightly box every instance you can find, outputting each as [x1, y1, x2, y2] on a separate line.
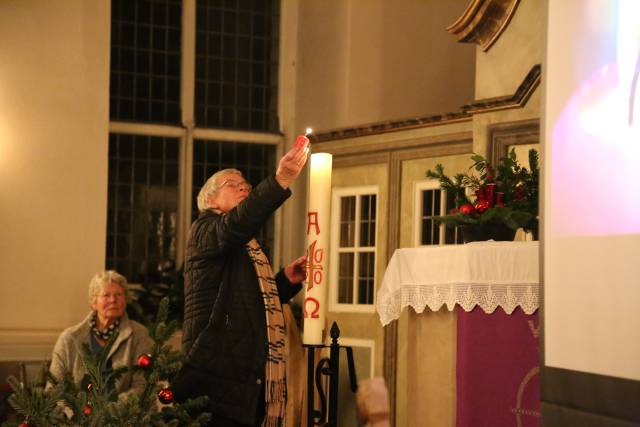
[307, 211, 320, 235]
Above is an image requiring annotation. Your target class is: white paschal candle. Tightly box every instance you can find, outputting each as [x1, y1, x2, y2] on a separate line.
[303, 152, 332, 345]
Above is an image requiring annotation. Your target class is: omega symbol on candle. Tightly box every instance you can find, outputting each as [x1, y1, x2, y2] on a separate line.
[305, 240, 324, 292]
[304, 297, 320, 319]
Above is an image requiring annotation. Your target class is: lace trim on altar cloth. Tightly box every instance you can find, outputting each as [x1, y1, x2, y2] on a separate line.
[376, 283, 539, 326]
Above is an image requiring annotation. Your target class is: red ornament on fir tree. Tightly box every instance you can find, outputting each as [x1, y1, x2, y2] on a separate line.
[474, 199, 490, 213]
[514, 184, 526, 200]
[19, 422, 32, 427]
[459, 203, 476, 215]
[83, 404, 92, 416]
[158, 387, 174, 404]
[137, 353, 153, 368]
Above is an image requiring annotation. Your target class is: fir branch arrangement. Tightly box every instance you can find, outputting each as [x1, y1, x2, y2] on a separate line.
[426, 148, 539, 237]
[2, 298, 210, 427]
[4, 376, 66, 427]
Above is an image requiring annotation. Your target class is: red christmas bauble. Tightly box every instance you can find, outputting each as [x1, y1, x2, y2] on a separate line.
[19, 422, 32, 427]
[83, 404, 92, 416]
[459, 203, 476, 215]
[137, 353, 153, 368]
[474, 199, 490, 213]
[158, 388, 174, 404]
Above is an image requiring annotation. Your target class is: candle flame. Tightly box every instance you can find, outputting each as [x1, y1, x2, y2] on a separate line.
[305, 127, 313, 136]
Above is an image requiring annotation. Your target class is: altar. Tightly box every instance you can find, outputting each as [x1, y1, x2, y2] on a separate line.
[377, 241, 540, 427]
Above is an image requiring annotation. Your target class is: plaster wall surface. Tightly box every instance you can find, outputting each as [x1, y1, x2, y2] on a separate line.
[0, 0, 110, 360]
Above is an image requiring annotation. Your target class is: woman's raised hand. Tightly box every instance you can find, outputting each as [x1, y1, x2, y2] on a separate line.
[275, 135, 309, 189]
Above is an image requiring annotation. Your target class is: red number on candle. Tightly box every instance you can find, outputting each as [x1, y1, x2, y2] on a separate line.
[305, 240, 325, 291]
[313, 270, 323, 285]
[313, 246, 324, 263]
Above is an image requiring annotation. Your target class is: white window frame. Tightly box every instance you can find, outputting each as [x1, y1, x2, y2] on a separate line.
[413, 180, 448, 247]
[108, 0, 290, 268]
[329, 186, 378, 314]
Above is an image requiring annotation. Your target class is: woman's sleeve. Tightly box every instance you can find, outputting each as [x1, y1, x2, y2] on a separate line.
[195, 175, 291, 253]
[275, 269, 303, 303]
[49, 332, 70, 383]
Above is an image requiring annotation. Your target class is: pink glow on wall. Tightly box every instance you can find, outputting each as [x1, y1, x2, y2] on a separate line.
[549, 0, 640, 236]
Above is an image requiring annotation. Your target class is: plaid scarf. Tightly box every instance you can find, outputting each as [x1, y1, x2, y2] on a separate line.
[246, 239, 287, 427]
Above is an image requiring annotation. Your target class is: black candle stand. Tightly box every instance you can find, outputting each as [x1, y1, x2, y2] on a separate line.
[303, 322, 358, 427]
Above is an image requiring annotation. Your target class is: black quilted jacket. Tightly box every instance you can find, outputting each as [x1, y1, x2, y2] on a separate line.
[171, 175, 302, 424]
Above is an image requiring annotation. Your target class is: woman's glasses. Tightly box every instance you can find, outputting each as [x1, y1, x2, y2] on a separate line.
[219, 179, 252, 191]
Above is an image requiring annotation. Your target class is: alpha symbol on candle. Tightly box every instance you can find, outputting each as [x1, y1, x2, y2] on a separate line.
[306, 211, 320, 235]
[305, 240, 324, 291]
[304, 297, 320, 319]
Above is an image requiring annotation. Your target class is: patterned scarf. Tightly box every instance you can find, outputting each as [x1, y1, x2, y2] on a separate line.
[89, 312, 120, 341]
[246, 239, 287, 427]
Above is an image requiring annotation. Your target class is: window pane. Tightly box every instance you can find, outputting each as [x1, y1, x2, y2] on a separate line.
[359, 194, 376, 247]
[357, 252, 375, 305]
[106, 134, 179, 284]
[340, 196, 356, 247]
[433, 190, 441, 213]
[338, 253, 354, 304]
[192, 139, 276, 255]
[445, 226, 463, 245]
[195, 0, 279, 131]
[444, 190, 464, 244]
[422, 190, 433, 216]
[110, 0, 182, 124]
[421, 189, 444, 245]
[421, 219, 433, 245]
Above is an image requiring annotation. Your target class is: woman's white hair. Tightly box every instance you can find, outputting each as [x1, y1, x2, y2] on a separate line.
[196, 168, 243, 212]
[88, 270, 128, 305]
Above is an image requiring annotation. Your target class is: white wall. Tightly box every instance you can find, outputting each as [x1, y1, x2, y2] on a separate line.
[0, 0, 111, 360]
[295, 0, 475, 132]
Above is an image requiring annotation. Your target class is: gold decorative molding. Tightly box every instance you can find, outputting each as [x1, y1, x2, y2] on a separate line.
[463, 64, 541, 114]
[312, 113, 471, 143]
[447, 0, 521, 51]
[313, 131, 472, 159]
[313, 64, 540, 144]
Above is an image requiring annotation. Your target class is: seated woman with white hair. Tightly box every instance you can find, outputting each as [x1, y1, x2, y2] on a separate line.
[49, 270, 153, 394]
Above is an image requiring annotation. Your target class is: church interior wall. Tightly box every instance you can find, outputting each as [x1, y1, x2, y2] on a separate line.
[474, 0, 544, 100]
[294, 0, 476, 133]
[0, 0, 111, 361]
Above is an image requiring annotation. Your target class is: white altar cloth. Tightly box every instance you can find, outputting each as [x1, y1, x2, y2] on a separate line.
[376, 241, 539, 326]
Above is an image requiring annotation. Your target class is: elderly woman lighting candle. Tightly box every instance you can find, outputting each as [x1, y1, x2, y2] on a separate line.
[49, 270, 153, 395]
[171, 135, 310, 427]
